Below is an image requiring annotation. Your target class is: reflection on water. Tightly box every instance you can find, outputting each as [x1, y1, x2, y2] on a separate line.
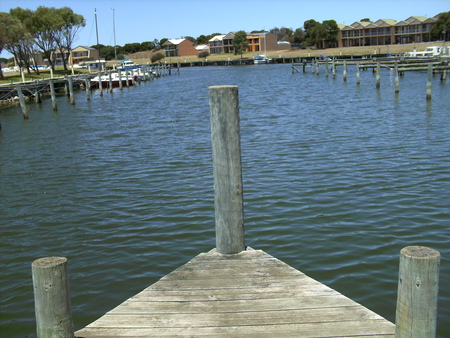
[1, 64, 449, 337]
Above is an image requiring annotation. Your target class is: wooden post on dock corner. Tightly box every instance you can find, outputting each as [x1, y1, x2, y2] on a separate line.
[49, 80, 57, 111]
[395, 246, 440, 338]
[15, 84, 29, 119]
[32, 257, 74, 338]
[85, 76, 91, 101]
[441, 69, 447, 81]
[209, 85, 245, 255]
[426, 64, 433, 101]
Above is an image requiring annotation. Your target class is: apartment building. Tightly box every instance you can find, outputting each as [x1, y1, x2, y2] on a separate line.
[339, 15, 439, 47]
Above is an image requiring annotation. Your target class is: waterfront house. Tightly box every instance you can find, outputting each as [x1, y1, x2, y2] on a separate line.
[223, 32, 236, 54]
[209, 35, 226, 54]
[163, 39, 198, 57]
[70, 46, 99, 65]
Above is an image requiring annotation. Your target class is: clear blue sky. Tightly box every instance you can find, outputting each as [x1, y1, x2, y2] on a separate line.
[1, 0, 448, 58]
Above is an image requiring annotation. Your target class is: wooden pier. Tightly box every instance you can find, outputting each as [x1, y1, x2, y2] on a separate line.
[75, 247, 395, 337]
[31, 86, 440, 337]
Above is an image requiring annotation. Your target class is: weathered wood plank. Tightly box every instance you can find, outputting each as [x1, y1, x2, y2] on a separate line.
[75, 248, 395, 337]
[77, 320, 394, 337]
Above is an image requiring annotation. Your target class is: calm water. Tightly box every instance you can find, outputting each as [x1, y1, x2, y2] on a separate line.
[1, 64, 449, 337]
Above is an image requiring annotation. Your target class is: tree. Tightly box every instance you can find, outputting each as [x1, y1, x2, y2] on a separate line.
[123, 42, 141, 54]
[291, 28, 305, 44]
[140, 41, 155, 51]
[431, 11, 449, 41]
[53, 7, 85, 70]
[2, 10, 37, 74]
[151, 52, 165, 63]
[24, 6, 62, 71]
[360, 18, 371, 22]
[307, 23, 327, 48]
[232, 30, 248, 58]
[270, 27, 293, 41]
[184, 36, 196, 44]
[322, 20, 339, 48]
[196, 34, 208, 45]
[198, 50, 210, 60]
[303, 19, 318, 39]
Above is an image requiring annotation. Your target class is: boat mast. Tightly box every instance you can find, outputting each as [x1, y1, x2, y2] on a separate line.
[112, 8, 117, 66]
[95, 8, 100, 65]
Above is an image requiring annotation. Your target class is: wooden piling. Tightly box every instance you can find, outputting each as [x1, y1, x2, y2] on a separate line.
[441, 69, 447, 81]
[326, 59, 329, 78]
[376, 62, 381, 89]
[394, 63, 400, 93]
[85, 76, 91, 101]
[98, 71, 103, 96]
[118, 70, 123, 90]
[125, 71, 130, 87]
[32, 257, 74, 338]
[34, 80, 42, 104]
[108, 71, 113, 92]
[332, 59, 336, 79]
[49, 80, 57, 111]
[426, 64, 432, 101]
[68, 76, 75, 105]
[356, 62, 360, 85]
[15, 84, 29, 119]
[395, 246, 440, 338]
[343, 60, 347, 82]
[209, 85, 245, 255]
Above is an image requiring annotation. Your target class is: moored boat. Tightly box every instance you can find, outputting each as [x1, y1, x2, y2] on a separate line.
[90, 72, 135, 88]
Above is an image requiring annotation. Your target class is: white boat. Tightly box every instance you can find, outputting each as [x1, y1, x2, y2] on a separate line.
[254, 55, 272, 64]
[117, 59, 141, 70]
[90, 72, 134, 88]
[405, 45, 450, 57]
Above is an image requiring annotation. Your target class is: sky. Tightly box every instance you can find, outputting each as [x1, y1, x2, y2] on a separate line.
[1, 0, 448, 58]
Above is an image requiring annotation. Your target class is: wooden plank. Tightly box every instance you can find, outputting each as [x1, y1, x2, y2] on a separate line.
[75, 248, 395, 337]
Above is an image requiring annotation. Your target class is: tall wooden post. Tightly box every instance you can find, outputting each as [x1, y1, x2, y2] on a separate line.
[32, 257, 74, 338]
[356, 62, 360, 85]
[343, 60, 347, 82]
[209, 85, 245, 255]
[394, 63, 400, 94]
[426, 64, 432, 101]
[325, 59, 329, 78]
[376, 62, 381, 89]
[108, 71, 113, 92]
[68, 76, 75, 105]
[332, 59, 336, 79]
[441, 69, 447, 81]
[118, 70, 123, 90]
[35, 80, 42, 104]
[85, 76, 91, 101]
[15, 84, 29, 119]
[49, 80, 57, 112]
[395, 246, 440, 338]
[98, 71, 103, 96]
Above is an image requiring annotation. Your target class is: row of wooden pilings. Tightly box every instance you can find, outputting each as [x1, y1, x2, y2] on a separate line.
[13, 63, 175, 120]
[293, 59, 448, 101]
[31, 86, 441, 337]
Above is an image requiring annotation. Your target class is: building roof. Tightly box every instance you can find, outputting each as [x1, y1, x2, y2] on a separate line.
[164, 39, 186, 46]
[209, 35, 226, 42]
